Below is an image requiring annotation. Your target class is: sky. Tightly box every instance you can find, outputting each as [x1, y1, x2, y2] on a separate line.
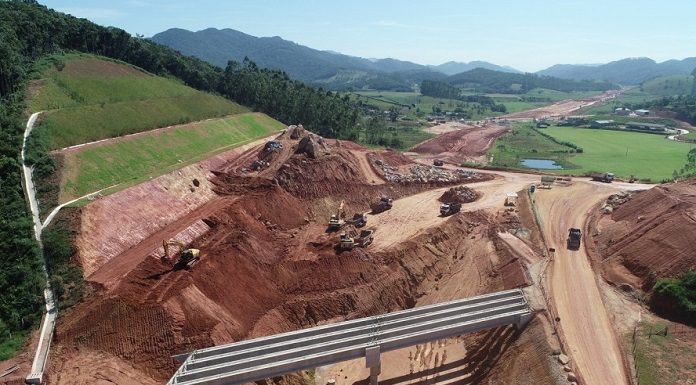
[41, 0, 696, 72]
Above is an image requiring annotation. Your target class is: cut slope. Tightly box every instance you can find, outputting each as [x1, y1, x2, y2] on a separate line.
[29, 54, 247, 150]
[56, 113, 283, 201]
[595, 181, 696, 289]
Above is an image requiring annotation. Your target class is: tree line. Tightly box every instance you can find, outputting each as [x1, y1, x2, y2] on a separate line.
[0, 0, 359, 350]
[420, 80, 507, 112]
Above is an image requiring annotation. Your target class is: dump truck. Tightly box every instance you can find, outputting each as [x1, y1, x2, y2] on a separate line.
[567, 228, 581, 250]
[440, 202, 462, 216]
[433, 159, 444, 167]
[339, 229, 375, 250]
[591, 172, 614, 183]
[348, 213, 367, 228]
[370, 197, 393, 214]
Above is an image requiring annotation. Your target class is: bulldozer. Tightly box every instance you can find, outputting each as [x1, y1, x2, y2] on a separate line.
[162, 239, 200, 269]
[328, 200, 346, 231]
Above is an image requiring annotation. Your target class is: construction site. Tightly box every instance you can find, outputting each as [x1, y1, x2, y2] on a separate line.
[2, 105, 696, 385]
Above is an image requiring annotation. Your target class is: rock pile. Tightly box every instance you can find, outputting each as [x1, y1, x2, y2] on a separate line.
[374, 160, 482, 184]
[439, 186, 480, 203]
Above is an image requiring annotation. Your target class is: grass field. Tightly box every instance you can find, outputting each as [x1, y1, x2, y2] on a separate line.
[59, 113, 283, 201]
[490, 123, 580, 170]
[490, 123, 693, 181]
[544, 126, 692, 181]
[582, 88, 660, 115]
[30, 54, 247, 149]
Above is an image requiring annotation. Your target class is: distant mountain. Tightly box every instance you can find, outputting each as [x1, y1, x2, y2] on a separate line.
[430, 61, 520, 75]
[151, 28, 439, 90]
[443, 68, 618, 94]
[537, 57, 696, 85]
[151, 28, 511, 91]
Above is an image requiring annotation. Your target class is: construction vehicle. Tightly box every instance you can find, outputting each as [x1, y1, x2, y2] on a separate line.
[339, 229, 375, 250]
[433, 159, 444, 167]
[328, 200, 346, 231]
[504, 192, 518, 206]
[348, 213, 368, 228]
[163, 239, 201, 269]
[440, 202, 462, 216]
[370, 197, 393, 214]
[591, 172, 614, 183]
[567, 228, 581, 250]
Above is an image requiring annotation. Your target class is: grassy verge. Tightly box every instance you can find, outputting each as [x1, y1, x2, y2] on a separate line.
[0, 331, 29, 361]
[58, 113, 283, 201]
[42, 207, 84, 312]
[629, 322, 696, 385]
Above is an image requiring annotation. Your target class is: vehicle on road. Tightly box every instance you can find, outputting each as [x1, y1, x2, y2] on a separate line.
[433, 159, 444, 167]
[567, 228, 581, 250]
[591, 172, 614, 183]
[370, 197, 393, 214]
[440, 202, 462, 216]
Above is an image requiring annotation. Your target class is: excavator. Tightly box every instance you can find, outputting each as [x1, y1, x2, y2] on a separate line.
[328, 200, 346, 231]
[162, 239, 201, 269]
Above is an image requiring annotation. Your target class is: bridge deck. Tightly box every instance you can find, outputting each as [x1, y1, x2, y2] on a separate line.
[168, 289, 532, 385]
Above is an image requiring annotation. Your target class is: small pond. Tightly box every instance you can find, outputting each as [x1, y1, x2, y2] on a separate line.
[520, 158, 563, 170]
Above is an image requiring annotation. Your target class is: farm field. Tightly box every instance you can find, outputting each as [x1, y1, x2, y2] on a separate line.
[57, 113, 284, 202]
[544, 126, 692, 181]
[640, 74, 694, 96]
[30, 54, 247, 149]
[489, 123, 692, 181]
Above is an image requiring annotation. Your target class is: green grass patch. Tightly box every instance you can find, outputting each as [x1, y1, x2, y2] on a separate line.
[582, 88, 660, 115]
[629, 322, 696, 385]
[543, 126, 693, 181]
[489, 123, 580, 170]
[59, 113, 283, 200]
[0, 330, 28, 360]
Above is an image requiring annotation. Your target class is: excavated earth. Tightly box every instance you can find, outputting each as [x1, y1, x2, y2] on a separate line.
[44, 128, 553, 385]
[592, 180, 696, 290]
[409, 123, 510, 164]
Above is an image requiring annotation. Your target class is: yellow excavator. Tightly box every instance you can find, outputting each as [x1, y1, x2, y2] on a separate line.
[162, 239, 200, 269]
[328, 200, 346, 231]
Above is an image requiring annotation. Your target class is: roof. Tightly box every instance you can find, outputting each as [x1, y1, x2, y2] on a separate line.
[506, 192, 518, 198]
[635, 109, 650, 113]
[626, 122, 666, 129]
[593, 120, 615, 124]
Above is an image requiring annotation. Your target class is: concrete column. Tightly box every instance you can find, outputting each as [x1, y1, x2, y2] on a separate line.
[365, 346, 381, 385]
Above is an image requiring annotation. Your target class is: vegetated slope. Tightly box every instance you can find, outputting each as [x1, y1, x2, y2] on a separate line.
[537, 57, 696, 85]
[639, 74, 694, 96]
[57, 113, 283, 202]
[445, 68, 617, 94]
[50, 130, 526, 384]
[29, 54, 247, 150]
[595, 180, 696, 290]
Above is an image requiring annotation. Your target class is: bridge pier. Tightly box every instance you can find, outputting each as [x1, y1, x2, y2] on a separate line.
[365, 346, 381, 385]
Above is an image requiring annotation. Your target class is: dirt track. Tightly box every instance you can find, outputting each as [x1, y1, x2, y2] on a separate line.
[535, 183, 630, 385]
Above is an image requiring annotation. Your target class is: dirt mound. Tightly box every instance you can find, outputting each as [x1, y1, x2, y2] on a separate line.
[594, 180, 696, 289]
[439, 186, 480, 203]
[410, 124, 509, 163]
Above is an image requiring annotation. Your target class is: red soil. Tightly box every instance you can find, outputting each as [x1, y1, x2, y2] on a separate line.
[595, 180, 696, 289]
[410, 124, 510, 163]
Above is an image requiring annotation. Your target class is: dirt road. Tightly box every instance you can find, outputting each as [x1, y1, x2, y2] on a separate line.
[534, 183, 629, 385]
[370, 172, 538, 250]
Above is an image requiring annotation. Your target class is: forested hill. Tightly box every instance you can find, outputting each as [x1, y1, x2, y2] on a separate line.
[0, 0, 358, 351]
[443, 68, 618, 93]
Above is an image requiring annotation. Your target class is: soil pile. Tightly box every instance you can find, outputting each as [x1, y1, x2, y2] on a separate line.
[439, 186, 480, 203]
[595, 180, 696, 289]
